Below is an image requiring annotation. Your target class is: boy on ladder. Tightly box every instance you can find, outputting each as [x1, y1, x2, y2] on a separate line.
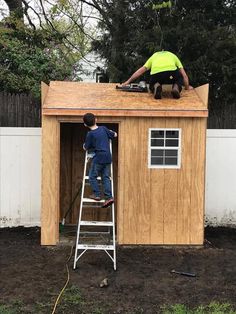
[83, 113, 117, 208]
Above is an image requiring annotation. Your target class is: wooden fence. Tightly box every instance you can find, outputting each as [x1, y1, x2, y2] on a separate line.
[0, 92, 41, 127]
[208, 103, 236, 129]
[0, 91, 235, 128]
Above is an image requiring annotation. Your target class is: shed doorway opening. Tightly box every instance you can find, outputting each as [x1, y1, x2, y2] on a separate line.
[60, 122, 119, 231]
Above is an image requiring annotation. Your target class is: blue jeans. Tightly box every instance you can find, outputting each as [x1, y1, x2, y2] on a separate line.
[89, 161, 112, 199]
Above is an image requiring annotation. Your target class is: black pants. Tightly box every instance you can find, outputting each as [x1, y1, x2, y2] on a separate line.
[149, 70, 183, 93]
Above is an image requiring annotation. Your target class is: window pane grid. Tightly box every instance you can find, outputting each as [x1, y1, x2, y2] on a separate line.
[149, 128, 181, 168]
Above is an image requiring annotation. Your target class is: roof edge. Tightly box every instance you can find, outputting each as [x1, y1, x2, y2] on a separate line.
[41, 82, 49, 107]
[195, 84, 209, 107]
[42, 108, 208, 118]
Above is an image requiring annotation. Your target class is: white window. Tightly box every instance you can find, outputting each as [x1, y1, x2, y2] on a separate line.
[148, 128, 181, 169]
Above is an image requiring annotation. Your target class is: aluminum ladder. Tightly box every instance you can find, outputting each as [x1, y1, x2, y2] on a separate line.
[73, 143, 116, 270]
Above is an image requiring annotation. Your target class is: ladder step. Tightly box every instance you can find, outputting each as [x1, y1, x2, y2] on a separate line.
[77, 244, 114, 250]
[80, 220, 113, 226]
[82, 198, 105, 203]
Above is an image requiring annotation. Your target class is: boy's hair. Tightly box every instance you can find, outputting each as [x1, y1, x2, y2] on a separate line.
[83, 113, 96, 127]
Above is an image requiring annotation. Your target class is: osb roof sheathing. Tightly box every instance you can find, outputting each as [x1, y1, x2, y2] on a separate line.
[42, 81, 208, 117]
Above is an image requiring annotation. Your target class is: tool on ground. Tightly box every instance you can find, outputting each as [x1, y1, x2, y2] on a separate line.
[116, 81, 148, 92]
[171, 269, 196, 277]
[73, 142, 116, 270]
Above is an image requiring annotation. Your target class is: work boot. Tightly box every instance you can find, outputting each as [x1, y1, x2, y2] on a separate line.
[154, 83, 162, 99]
[101, 198, 114, 208]
[171, 84, 180, 99]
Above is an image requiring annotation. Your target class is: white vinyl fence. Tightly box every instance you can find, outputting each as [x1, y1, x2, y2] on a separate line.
[0, 128, 41, 227]
[205, 129, 236, 227]
[0, 128, 236, 228]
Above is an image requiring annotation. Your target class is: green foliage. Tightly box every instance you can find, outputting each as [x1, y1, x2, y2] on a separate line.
[162, 302, 236, 314]
[0, 304, 15, 314]
[91, 0, 236, 115]
[0, 300, 24, 314]
[153, 1, 172, 10]
[61, 285, 83, 305]
[0, 16, 84, 98]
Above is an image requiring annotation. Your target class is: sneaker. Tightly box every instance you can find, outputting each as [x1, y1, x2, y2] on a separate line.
[171, 85, 180, 99]
[154, 83, 162, 99]
[101, 198, 114, 208]
[89, 194, 101, 201]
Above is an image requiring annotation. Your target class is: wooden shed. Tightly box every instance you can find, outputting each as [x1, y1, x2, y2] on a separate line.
[41, 81, 209, 246]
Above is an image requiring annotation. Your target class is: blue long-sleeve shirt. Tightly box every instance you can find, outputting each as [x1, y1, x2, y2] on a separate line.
[84, 126, 115, 164]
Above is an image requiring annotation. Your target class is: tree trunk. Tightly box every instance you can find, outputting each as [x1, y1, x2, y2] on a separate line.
[4, 0, 23, 19]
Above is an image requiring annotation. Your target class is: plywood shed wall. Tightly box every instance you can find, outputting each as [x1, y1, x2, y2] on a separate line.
[117, 116, 206, 245]
[41, 82, 208, 246]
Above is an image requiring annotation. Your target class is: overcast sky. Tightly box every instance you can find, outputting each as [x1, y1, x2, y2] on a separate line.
[0, 0, 8, 18]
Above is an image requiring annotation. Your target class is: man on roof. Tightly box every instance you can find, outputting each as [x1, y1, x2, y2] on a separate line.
[122, 50, 192, 99]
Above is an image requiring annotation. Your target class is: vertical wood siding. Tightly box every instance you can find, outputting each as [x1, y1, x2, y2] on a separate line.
[42, 116, 206, 245]
[118, 117, 207, 245]
[41, 116, 60, 245]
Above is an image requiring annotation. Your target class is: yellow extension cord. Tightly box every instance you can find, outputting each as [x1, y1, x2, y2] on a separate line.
[51, 244, 74, 314]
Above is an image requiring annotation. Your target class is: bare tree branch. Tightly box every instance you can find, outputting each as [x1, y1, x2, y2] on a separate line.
[80, 0, 112, 28]
[21, 0, 36, 29]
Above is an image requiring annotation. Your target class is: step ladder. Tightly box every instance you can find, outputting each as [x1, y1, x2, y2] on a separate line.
[73, 143, 116, 270]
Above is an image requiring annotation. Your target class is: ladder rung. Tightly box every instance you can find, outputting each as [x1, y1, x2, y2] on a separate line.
[82, 198, 105, 203]
[80, 231, 110, 235]
[82, 204, 103, 208]
[77, 244, 114, 250]
[80, 220, 113, 226]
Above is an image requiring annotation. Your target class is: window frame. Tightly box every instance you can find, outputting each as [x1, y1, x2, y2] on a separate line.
[148, 128, 182, 169]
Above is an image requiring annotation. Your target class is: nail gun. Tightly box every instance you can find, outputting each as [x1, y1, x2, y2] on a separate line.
[116, 81, 148, 93]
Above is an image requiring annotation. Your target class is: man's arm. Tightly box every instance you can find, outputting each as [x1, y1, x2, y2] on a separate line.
[122, 66, 147, 86]
[179, 68, 193, 90]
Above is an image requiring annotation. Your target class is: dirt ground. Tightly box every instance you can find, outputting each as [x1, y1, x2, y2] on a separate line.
[0, 226, 235, 314]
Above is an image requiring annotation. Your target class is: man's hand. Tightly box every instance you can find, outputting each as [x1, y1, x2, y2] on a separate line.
[121, 81, 130, 86]
[185, 85, 194, 90]
[110, 130, 118, 137]
[121, 66, 147, 87]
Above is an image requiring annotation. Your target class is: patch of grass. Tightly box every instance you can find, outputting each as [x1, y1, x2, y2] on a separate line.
[61, 285, 83, 306]
[0, 300, 24, 314]
[91, 308, 105, 314]
[34, 301, 53, 313]
[162, 302, 236, 314]
[50, 285, 85, 313]
[0, 304, 14, 314]
[207, 302, 236, 314]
